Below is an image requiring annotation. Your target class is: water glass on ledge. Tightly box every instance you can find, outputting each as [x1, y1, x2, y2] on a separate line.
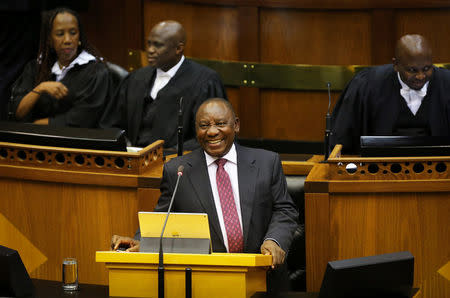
[62, 258, 79, 291]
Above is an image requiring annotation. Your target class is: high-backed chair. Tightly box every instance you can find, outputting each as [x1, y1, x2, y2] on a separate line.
[106, 61, 129, 88]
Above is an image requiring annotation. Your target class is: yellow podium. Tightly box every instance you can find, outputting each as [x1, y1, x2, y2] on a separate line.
[96, 251, 272, 298]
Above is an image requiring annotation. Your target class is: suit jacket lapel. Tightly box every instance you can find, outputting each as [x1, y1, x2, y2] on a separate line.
[186, 149, 224, 247]
[236, 145, 257, 249]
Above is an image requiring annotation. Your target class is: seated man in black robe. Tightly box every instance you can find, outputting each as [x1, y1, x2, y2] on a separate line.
[99, 20, 227, 150]
[331, 34, 450, 154]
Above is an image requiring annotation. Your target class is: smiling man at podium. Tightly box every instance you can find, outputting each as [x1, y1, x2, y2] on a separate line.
[112, 98, 299, 294]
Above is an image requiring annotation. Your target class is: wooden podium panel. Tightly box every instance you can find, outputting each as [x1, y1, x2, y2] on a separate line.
[0, 141, 164, 285]
[305, 145, 450, 291]
[96, 251, 272, 298]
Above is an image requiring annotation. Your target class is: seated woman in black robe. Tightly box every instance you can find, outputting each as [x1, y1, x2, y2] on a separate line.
[10, 7, 110, 128]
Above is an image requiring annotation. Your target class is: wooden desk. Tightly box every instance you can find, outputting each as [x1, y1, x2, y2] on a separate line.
[281, 154, 323, 176]
[304, 145, 450, 291]
[0, 141, 164, 285]
[0, 142, 320, 286]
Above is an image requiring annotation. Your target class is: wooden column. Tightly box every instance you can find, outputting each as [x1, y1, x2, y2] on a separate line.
[80, 0, 143, 67]
[237, 6, 261, 138]
[371, 9, 396, 65]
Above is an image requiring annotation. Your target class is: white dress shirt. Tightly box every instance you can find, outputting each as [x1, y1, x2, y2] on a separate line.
[398, 72, 429, 116]
[150, 55, 185, 99]
[204, 144, 243, 252]
[51, 50, 96, 81]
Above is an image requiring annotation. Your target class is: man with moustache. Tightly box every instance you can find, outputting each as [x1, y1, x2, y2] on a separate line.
[100, 21, 227, 149]
[112, 98, 299, 294]
[331, 34, 450, 154]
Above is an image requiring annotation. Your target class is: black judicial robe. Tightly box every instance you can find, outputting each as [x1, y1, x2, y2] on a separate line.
[10, 60, 110, 128]
[330, 64, 450, 154]
[99, 58, 227, 149]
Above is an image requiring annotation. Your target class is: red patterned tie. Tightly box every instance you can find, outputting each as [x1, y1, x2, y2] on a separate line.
[215, 158, 244, 253]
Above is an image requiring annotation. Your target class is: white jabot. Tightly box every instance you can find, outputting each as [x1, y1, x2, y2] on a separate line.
[397, 72, 428, 115]
[204, 144, 242, 253]
[51, 50, 96, 81]
[150, 55, 185, 100]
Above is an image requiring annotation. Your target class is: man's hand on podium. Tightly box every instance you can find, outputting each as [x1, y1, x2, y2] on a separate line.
[260, 239, 286, 269]
[111, 235, 140, 252]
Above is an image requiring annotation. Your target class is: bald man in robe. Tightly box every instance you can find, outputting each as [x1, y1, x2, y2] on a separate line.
[100, 20, 227, 149]
[331, 34, 450, 154]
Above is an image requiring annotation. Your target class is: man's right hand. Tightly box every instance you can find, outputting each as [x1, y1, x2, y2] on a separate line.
[110, 235, 140, 252]
[35, 81, 68, 99]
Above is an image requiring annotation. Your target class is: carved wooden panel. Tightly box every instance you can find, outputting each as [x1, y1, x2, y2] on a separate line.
[0, 141, 163, 176]
[328, 157, 450, 180]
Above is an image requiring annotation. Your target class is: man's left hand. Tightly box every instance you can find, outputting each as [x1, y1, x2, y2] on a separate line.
[260, 239, 286, 269]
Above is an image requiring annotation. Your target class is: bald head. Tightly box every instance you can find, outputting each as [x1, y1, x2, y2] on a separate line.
[393, 34, 433, 90]
[147, 20, 186, 71]
[395, 34, 432, 62]
[152, 20, 186, 46]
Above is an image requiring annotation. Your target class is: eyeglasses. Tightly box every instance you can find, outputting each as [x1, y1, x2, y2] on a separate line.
[197, 121, 231, 131]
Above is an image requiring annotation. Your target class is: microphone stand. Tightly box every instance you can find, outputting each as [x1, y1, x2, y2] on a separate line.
[177, 97, 184, 157]
[8, 85, 17, 121]
[158, 165, 184, 298]
[324, 82, 332, 161]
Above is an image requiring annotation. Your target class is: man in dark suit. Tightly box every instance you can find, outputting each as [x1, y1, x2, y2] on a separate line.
[112, 98, 298, 270]
[100, 20, 227, 149]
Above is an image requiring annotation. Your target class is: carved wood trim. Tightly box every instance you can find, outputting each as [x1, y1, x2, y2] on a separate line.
[0, 141, 164, 176]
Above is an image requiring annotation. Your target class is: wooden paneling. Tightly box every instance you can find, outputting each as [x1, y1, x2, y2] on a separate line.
[178, 0, 450, 9]
[258, 9, 371, 140]
[328, 192, 449, 288]
[0, 143, 163, 285]
[79, 0, 142, 67]
[261, 91, 340, 141]
[226, 87, 240, 114]
[371, 9, 396, 65]
[260, 9, 372, 64]
[143, 1, 239, 61]
[396, 9, 450, 62]
[237, 6, 261, 137]
[304, 192, 330, 291]
[0, 179, 138, 284]
[306, 158, 450, 291]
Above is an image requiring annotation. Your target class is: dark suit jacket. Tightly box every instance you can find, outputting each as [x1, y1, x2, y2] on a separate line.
[147, 144, 299, 253]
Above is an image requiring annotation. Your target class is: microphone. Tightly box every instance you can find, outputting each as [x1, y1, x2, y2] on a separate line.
[324, 82, 332, 160]
[177, 97, 184, 157]
[158, 165, 184, 298]
[8, 85, 17, 121]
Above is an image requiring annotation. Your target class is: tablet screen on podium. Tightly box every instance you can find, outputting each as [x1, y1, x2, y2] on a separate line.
[138, 212, 212, 254]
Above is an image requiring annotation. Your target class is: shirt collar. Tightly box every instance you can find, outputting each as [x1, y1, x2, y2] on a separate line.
[51, 50, 96, 76]
[156, 55, 185, 78]
[397, 72, 429, 93]
[204, 143, 237, 167]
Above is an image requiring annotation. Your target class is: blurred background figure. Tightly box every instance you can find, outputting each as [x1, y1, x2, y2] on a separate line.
[9, 6, 110, 127]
